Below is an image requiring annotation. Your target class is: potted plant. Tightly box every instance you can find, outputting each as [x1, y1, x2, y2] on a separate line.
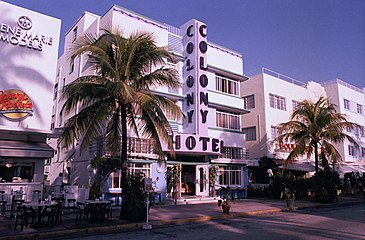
[281, 187, 295, 210]
[218, 186, 231, 214]
[221, 199, 231, 214]
[209, 166, 217, 197]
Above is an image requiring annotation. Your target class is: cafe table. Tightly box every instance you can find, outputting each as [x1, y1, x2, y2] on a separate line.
[23, 201, 57, 227]
[84, 200, 111, 223]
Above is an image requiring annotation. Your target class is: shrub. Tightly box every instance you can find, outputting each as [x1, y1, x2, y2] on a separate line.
[123, 174, 147, 221]
[314, 169, 340, 203]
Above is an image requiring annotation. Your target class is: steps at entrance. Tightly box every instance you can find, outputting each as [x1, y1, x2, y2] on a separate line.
[175, 196, 218, 205]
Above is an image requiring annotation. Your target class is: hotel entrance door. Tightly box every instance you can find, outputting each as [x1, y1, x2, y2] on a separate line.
[195, 165, 209, 196]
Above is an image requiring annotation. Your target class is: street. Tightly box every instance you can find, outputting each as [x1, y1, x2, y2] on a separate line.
[61, 204, 365, 240]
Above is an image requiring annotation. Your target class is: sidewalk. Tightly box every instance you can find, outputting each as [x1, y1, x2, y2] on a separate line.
[0, 195, 363, 240]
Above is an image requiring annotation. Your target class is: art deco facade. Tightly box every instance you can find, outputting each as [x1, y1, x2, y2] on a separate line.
[49, 5, 249, 200]
[241, 68, 365, 177]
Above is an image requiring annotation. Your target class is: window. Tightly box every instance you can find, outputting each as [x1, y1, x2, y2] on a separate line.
[361, 126, 365, 137]
[96, 137, 104, 157]
[128, 163, 151, 177]
[243, 95, 255, 109]
[346, 126, 352, 133]
[56, 147, 60, 162]
[271, 126, 280, 140]
[292, 100, 302, 111]
[109, 163, 151, 189]
[53, 83, 58, 100]
[215, 75, 239, 96]
[45, 158, 51, 165]
[143, 63, 152, 74]
[218, 166, 242, 186]
[58, 110, 63, 127]
[269, 94, 286, 110]
[216, 111, 240, 130]
[69, 59, 74, 74]
[344, 99, 350, 110]
[72, 27, 77, 42]
[222, 147, 244, 159]
[348, 145, 355, 156]
[359, 126, 365, 137]
[357, 104, 363, 114]
[242, 126, 256, 141]
[62, 78, 66, 91]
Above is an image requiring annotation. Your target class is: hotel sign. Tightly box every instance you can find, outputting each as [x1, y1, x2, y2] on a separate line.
[0, 89, 33, 121]
[182, 20, 209, 135]
[0, 15, 54, 51]
[172, 134, 223, 154]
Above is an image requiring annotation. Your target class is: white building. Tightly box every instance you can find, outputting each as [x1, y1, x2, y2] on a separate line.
[241, 68, 326, 160]
[0, 1, 61, 199]
[241, 68, 365, 179]
[50, 5, 249, 201]
[323, 79, 365, 173]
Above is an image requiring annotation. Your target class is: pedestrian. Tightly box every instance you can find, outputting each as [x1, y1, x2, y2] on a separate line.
[53, 172, 63, 194]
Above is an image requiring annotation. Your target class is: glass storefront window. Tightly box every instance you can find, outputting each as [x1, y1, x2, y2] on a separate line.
[218, 166, 242, 187]
[0, 162, 34, 182]
[109, 163, 151, 189]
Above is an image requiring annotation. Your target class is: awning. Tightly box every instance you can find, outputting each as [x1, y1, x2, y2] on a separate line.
[280, 162, 316, 172]
[336, 165, 365, 176]
[0, 140, 54, 158]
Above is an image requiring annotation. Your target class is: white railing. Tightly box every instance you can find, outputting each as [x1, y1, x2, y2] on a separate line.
[322, 79, 364, 94]
[166, 24, 181, 36]
[90, 137, 157, 158]
[262, 68, 306, 87]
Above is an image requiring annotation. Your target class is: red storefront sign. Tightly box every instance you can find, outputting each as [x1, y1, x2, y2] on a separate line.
[0, 89, 33, 121]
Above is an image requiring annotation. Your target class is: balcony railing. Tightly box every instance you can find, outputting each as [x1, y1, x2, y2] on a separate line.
[221, 147, 248, 160]
[90, 137, 157, 159]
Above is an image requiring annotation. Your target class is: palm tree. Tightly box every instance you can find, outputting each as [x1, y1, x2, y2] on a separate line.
[59, 28, 183, 219]
[277, 97, 358, 174]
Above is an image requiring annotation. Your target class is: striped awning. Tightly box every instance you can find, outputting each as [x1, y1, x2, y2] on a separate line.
[0, 140, 54, 158]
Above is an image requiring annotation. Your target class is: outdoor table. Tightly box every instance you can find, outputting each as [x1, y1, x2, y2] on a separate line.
[84, 200, 111, 223]
[23, 201, 57, 227]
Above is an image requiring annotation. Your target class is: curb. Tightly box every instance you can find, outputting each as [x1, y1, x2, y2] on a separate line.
[1, 199, 363, 240]
[0, 208, 284, 240]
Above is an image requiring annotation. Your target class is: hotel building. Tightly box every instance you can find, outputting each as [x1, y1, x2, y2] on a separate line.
[323, 80, 365, 173]
[49, 5, 249, 200]
[241, 68, 365, 179]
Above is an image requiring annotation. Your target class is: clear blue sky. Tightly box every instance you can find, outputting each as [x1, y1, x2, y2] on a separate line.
[2, 0, 365, 88]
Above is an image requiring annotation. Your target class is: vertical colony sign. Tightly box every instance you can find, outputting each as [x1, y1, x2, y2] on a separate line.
[182, 20, 209, 136]
[169, 20, 223, 154]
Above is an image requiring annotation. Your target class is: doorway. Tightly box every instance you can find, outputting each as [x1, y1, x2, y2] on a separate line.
[181, 165, 195, 195]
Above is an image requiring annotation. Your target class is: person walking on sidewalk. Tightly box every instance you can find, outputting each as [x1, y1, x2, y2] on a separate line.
[53, 172, 63, 194]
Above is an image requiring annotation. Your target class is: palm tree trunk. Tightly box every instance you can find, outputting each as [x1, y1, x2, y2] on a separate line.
[119, 103, 128, 219]
[314, 143, 319, 174]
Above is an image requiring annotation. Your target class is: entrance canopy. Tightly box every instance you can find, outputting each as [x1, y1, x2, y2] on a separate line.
[0, 140, 54, 158]
[279, 162, 316, 172]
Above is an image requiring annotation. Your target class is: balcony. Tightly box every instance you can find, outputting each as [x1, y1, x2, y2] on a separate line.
[89, 137, 159, 160]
